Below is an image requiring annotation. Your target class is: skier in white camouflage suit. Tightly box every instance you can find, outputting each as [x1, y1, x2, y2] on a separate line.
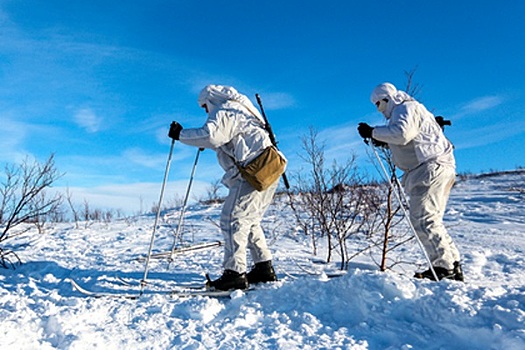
[168, 84, 281, 290]
[358, 82, 464, 281]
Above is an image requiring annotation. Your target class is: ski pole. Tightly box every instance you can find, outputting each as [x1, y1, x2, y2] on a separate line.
[255, 93, 290, 190]
[168, 147, 203, 264]
[368, 142, 439, 281]
[140, 138, 176, 294]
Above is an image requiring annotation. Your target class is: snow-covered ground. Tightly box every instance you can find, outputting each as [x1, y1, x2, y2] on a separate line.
[1, 171, 524, 349]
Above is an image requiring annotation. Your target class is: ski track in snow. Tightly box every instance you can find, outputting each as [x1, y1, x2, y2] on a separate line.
[1, 173, 524, 349]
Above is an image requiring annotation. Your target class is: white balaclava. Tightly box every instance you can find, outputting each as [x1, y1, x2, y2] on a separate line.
[370, 82, 413, 118]
[198, 84, 264, 123]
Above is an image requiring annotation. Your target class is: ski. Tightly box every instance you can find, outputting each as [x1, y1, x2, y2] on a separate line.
[70, 279, 140, 299]
[115, 276, 206, 290]
[136, 241, 222, 261]
[291, 258, 347, 278]
[170, 288, 236, 298]
[171, 276, 257, 297]
[71, 279, 247, 299]
[115, 276, 134, 286]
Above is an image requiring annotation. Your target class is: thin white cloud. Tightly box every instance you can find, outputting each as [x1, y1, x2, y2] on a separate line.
[257, 92, 296, 110]
[121, 146, 202, 170]
[452, 118, 525, 150]
[454, 95, 505, 119]
[463, 95, 503, 112]
[289, 123, 363, 165]
[74, 108, 103, 133]
[122, 148, 167, 169]
[57, 179, 211, 214]
[0, 115, 35, 163]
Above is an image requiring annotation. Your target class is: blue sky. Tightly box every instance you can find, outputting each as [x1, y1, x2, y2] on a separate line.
[1, 0, 524, 213]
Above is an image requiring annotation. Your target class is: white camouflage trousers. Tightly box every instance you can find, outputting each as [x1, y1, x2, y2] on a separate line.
[403, 162, 461, 270]
[220, 179, 277, 274]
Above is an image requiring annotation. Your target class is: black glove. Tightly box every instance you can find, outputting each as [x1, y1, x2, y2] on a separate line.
[357, 123, 374, 139]
[168, 121, 183, 140]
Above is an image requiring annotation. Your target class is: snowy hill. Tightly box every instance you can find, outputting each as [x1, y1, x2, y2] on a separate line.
[1, 171, 524, 349]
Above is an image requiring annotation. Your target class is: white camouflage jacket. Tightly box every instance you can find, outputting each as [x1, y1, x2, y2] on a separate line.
[178, 100, 274, 188]
[372, 100, 455, 173]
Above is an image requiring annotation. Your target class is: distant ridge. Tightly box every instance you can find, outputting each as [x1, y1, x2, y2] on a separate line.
[459, 169, 525, 180]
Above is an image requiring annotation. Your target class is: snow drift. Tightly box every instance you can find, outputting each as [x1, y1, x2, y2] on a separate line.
[1, 171, 524, 349]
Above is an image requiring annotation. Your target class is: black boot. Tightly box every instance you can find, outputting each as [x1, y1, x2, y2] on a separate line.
[247, 261, 278, 284]
[452, 261, 464, 282]
[206, 270, 248, 291]
[414, 261, 464, 282]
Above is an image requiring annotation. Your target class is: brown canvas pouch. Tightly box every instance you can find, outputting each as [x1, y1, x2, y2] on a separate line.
[237, 146, 286, 191]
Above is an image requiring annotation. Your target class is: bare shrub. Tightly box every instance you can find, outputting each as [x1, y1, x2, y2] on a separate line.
[200, 179, 224, 205]
[0, 155, 63, 268]
[288, 128, 375, 269]
[28, 190, 64, 234]
[66, 187, 80, 228]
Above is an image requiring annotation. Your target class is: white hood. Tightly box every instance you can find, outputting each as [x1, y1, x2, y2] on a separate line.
[198, 85, 265, 124]
[370, 82, 414, 119]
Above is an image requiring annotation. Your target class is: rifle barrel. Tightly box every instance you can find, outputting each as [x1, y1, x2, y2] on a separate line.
[255, 93, 290, 189]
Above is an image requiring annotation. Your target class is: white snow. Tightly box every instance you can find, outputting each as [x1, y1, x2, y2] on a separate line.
[1, 171, 524, 349]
